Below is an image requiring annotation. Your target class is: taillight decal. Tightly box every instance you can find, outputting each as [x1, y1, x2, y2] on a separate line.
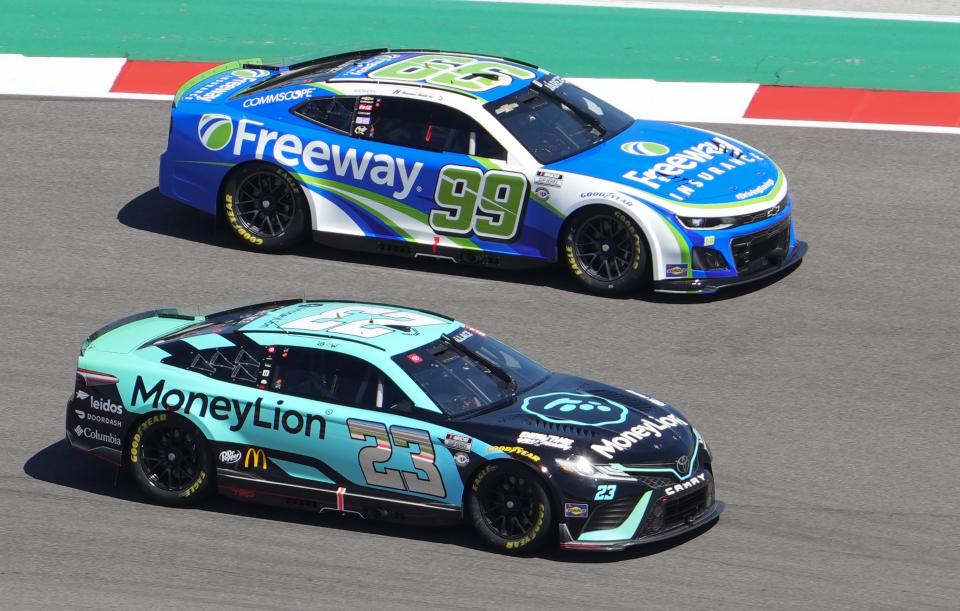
[77, 368, 119, 386]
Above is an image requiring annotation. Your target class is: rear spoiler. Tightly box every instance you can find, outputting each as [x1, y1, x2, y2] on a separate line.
[80, 309, 196, 355]
[172, 57, 267, 106]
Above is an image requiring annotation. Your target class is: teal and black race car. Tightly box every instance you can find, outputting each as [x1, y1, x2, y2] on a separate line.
[160, 49, 805, 295]
[67, 299, 720, 552]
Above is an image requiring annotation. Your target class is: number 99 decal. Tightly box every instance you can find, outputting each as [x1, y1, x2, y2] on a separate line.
[430, 165, 529, 241]
[348, 419, 447, 498]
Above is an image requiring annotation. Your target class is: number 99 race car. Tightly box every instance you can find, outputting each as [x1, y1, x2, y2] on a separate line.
[66, 299, 721, 553]
[159, 49, 806, 295]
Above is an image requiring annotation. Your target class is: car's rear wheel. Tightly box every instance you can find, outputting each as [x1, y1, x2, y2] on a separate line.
[128, 414, 213, 506]
[221, 162, 309, 250]
[468, 462, 553, 553]
[562, 207, 649, 295]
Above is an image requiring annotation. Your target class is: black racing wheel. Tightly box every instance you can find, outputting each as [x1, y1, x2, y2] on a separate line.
[562, 208, 650, 295]
[468, 462, 553, 553]
[128, 413, 213, 506]
[221, 162, 309, 250]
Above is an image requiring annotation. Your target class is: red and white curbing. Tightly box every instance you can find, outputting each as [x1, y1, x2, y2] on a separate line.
[2, 54, 959, 133]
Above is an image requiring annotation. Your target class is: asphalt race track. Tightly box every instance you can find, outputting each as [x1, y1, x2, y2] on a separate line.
[1, 97, 958, 610]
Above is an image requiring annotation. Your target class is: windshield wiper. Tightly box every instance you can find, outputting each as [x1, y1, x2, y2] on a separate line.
[533, 80, 607, 137]
[441, 334, 517, 393]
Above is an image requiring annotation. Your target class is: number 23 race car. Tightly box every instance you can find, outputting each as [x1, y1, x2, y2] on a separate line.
[67, 300, 720, 552]
[159, 49, 806, 295]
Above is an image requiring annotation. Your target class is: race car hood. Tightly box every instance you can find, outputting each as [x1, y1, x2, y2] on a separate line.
[458, 373, 695, 464]
[546, 119, 781, 205]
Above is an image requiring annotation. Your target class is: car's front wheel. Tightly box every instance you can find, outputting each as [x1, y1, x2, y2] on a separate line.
[562, 208, 650, 295]
[468, 462, 554, 553]
[127, 414, 213, 506]
[221, 162, 309, 250]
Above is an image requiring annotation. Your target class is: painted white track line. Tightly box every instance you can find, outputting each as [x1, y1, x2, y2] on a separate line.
[467, 0, 960, 23]
[1, 54, 957, 134]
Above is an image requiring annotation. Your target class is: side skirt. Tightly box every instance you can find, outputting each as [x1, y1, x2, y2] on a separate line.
[217, 470, 464, 525]
[312, 230, 552, 270]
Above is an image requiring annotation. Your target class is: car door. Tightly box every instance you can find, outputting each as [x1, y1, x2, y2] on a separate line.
[358, 96, 535, 253]
[262, 341, 466, 509]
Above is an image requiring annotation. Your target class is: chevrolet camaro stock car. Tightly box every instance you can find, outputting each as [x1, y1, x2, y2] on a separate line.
[159, 49, 806, 295]
[66, 299, 721, 552]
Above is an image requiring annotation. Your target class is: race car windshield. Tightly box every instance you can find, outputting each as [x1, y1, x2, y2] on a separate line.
[395, 329, 550, 416]
[485, 74, 632, 164]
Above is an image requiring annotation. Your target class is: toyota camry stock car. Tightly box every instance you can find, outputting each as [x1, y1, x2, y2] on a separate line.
[159, 49, 806, 295]
[66, 299, 720, 552]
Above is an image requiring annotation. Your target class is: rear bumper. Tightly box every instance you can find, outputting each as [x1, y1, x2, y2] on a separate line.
[65, 394, 124, 466]
[653, 240, 806, 294]
[559, 499, 723, 551]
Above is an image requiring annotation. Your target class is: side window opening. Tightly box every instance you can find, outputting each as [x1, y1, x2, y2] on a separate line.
[269, 346, 409, 410]
[358, 97, 506, 158]
[161, 342, 265, 388]
[293, 96, 358, 133]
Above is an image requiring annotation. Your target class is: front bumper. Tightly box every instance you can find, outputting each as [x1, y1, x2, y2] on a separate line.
[558, 499, 723, 551]
[653, 239, 806, 294]
[557, 468, 721, 551]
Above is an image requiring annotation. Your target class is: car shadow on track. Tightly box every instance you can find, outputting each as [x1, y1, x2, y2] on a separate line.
[25, 439, 717, 561]
[117, 189, 799, 304]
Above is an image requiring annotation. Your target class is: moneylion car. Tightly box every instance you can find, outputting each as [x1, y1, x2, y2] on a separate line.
[159, 49, 805, 295]
[66, 299, 721, 552]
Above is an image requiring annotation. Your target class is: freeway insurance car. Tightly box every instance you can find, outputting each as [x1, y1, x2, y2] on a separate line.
[159, 49, 806, 295]
[67, 299, 720, 552]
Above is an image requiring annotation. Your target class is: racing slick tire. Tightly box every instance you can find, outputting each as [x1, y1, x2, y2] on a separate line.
[562, 207, 650, 295]
[467, 462, 554, 553]
[221, 162, 309, 251]
[127, 413, 214, 506]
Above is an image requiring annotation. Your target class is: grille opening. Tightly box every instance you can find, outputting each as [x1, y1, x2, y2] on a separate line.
[731, 218, 790, 274]
[641, 485, 710, 536]
[581, 497, 637, 533]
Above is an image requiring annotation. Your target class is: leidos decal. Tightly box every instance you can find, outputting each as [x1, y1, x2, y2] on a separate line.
[244, 448, 268, 469]
[131, 377, 325, 438]
[622, 137, 768, 202]
[198, 117, 423, 199]
[590, 414, 689, 460]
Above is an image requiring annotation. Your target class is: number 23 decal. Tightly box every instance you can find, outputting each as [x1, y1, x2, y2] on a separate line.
[348, 419, 446, 498]
[595, 484, 616, 501]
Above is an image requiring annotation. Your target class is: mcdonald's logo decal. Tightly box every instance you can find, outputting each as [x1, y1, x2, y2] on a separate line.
[244, 447, 267, 469]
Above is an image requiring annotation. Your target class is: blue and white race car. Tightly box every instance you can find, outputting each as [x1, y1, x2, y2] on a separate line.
[159, 49, 806, 294]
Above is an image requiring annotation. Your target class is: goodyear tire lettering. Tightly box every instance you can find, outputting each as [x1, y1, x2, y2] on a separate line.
[129, 413, 167, 464]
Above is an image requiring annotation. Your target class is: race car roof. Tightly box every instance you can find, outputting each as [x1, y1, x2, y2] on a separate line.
[273, 50, 546, 103]
[234, 300, 464, 355]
